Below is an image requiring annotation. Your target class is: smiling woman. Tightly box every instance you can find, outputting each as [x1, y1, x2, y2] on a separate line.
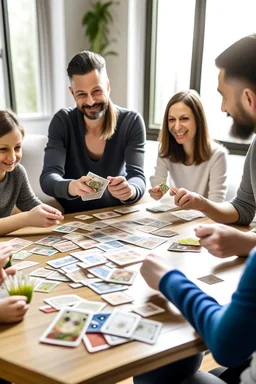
[149, 90, 228, 203]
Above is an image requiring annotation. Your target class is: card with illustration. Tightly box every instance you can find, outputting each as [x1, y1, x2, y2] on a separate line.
[168, 242, 202, 252]
[14, 260, 39, 270]
[40, 308, 92, 347]
[7, 238, 33, 252]
[146, 203, 176, 213]
[30, 268, 53, 278]
[61, 263, 81, 273]
[152, 229, 179, 238]
[92, 211, 121, 220]
[53, 240, 80, 253]
[29, 245, 58, 257]
[100, 309, 141, 338]
[83, 333, 110, 353]
[159, 182, 170, 194]
[104, 249, 144, 266]
[87, 265, 112, 279]
[65, 269, 89, 283]
[73, 239, 99, 250]
[113, 206, 140, 215]
[132, 302, 165, 317]
[35, 236, 62, 246]
[44, 294, 82, 310]
[87, 281, 128, 295]
[34, 280, 60, 293]
[104, 334, 129, 346]
[39, 304, 58, 314]
[96, 240, 125, 252]
[82, 172, 110, 201]
[86, 313, 111, 333]
[101, 291, 133, 306]
[46, 255, 77, 269]
[178, 237, 200, 246]
[73, 254, 107, 268]
[12, 250, 32, 260]
[105, 268, 137, 285]
[46, 271, 71, 282]
[53, 225, 78, 234]
[74, 214, 93, 220]
[132, 318, 162, 344]
[74, 299, 106, 313]
[170, 210, 205, 221]
[197, 274, 224, 285]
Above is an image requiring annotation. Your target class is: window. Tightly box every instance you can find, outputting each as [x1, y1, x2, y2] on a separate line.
[146, 0, 256, 152]
[0, 0, 49, 116]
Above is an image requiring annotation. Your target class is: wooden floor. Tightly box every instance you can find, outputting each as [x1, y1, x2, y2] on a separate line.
[118, 352, 220, 384]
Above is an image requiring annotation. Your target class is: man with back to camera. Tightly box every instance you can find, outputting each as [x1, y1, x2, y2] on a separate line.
[40, 51, 146, 213]
[169, 34, 256, 259]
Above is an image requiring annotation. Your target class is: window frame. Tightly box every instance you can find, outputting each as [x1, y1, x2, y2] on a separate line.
[144, 0, 250, 155]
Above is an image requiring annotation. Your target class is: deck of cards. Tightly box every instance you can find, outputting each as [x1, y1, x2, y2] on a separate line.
[82, 172, 110, 201]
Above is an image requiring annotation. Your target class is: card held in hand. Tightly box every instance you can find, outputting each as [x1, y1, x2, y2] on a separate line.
[82, 172, 110, 201]
[159, 182, 170, 194]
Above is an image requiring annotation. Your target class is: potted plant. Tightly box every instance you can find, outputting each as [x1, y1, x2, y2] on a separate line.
[82, 1, 119, 57]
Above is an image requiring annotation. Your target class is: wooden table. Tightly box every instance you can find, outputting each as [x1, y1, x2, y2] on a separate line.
[0, 203, 250, 384]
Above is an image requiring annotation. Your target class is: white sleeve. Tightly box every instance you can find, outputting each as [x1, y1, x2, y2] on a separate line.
[149, 154, 169, 188]
[208, 146, 228, 202]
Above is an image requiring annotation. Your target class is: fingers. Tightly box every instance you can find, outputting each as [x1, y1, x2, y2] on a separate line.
[5, 266, 16, 276]
[170, 187, 178, 196]
[107, 176, 125, 186]
[194, 224, 216, 238]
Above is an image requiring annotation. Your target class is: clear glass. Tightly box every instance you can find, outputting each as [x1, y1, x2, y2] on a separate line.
[7, 0, 40, 114]
[151, 0, 196, 127]
[200, 0, 256, 142]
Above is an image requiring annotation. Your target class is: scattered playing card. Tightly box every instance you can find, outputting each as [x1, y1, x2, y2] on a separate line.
[44, 294, 82, 310]
[35, 236, 62, 246]
[39, 305, 58, 314]
[13, 261, 39, 270]
[30, 268, 53, 278]
[40, 308, 93, 347]
[105, 268, 137, 285]
[74, 299, 106, 313]
[34, 280, 61, 293]
[74, 214, 93, 220]
[7, 238, 33, 252]
[170, 210, 205, 221]
[82, 172, 110, 201]
[92, 211, 121, 220]
[132, 302, 165, 317]
[12, 250, 32, 260]
[29, 245, 58, 256]
[86, 313, 111, 333]
[168, 242, 202, 252]
[83, 333, 110, 353]
[113, 207, 140, 215]
[87, 281, 128, 295]
[101, 291, 133, 306]
[46, 255, 77, 269]
[100, 309, 140, 338]
[152, 229, 178, 238]
[132, 318, 162, 344]
[146, 203, 176, 213]
[53, 224, 78, 233]
[69, 282, 83, 289]
[197, 275, 224, 285]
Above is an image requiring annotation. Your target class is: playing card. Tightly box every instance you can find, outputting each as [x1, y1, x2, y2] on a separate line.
[159, 182, 170, 194]
[46, 271, 71, 282]
[178, 237, 200, 246]
[83, 333, 110, 353]
[40, 308, 93, 347]
[171, 210, 205, 221]
[132, 302, 165, 317]
[30, 268, 53, 278]
[39, 305, 58, 314]
[73, 239, 99, 250]
[35, 236, 62, 246]
[46, 255, 77, 269]
[87, 265, 112, 279]
[104, 249, 144, 266]
[197, 274, 224, 285]
[12, 250, 32, 260]
[113, 207, 140, 215]
[96, 240, 125, 252]
[168, 242, 202, 252]
[132, 318, 162, 344]
[34, 280, 61, 293]
[101, 291, 133, 306]
[65, 269, 90, 283]
[105, 268, 137, 285]
[104, 334, 129, 346]
[53, 240, 80, 253]
[73, 254, 107, 268]
[7, 238, 33, 252]
[146, 203, 176, 213]
[152, 229, 179, 238]
[74, 214, 93, 220]
[13, 261, 39, 270]
[69, 282, 83, 289]
[74, 299, 106, 313]
[100, 309, 141, 338]
[53, 224, 79, 233]
[82, 172, 110, 201]
[61, 263, 81, 273]
[44, 294, 82, 310]
[92, 211, 121, 220]
[87, 281, 128, 295]
[29, 245, 58, 256]
[86, 313, 111, 333]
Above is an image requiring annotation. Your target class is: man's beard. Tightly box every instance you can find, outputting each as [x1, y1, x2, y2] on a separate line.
[229, 103, 255, 140]
[80, 102, 108, 120]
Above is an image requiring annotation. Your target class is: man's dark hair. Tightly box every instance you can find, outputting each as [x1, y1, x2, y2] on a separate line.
[215, 34, 256, 86]
[67, 51, 106, 80]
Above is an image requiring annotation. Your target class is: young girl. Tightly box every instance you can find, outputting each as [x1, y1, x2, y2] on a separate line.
[149, 90, 228, 202]
[0, 109, 63, 235]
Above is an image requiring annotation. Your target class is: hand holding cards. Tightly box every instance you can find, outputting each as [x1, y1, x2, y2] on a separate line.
[82, 172, 110, 201]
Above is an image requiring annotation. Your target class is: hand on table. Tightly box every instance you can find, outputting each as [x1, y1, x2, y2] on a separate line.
[26, 204, 64, 228]
[194, 224, 252, 258]
[140, 253, 170, 291]
[107, 176, 136, 201]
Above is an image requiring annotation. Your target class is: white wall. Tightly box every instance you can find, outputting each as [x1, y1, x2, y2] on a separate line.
[21, 0, 146, 135]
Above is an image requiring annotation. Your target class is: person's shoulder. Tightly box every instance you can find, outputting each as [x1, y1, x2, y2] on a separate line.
[210, 140, 229, 156]
[11, 164, 28, 181]
[53, 107, 78, 119]
[116, 105, 142, 119]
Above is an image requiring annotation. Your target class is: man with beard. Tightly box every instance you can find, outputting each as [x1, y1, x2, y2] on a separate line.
[168, 34, 256, 259]
[134, 35, 256, 384]
[40, 51, 146, 213]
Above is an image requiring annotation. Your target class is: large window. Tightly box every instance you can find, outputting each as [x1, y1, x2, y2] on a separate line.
[146, 0, 256, 151]
[0, 0, 49, 116]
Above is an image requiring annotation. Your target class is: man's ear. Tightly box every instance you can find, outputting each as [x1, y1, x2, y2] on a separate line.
[69, 86, 74, 97]
[243, 88, 256, 112]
